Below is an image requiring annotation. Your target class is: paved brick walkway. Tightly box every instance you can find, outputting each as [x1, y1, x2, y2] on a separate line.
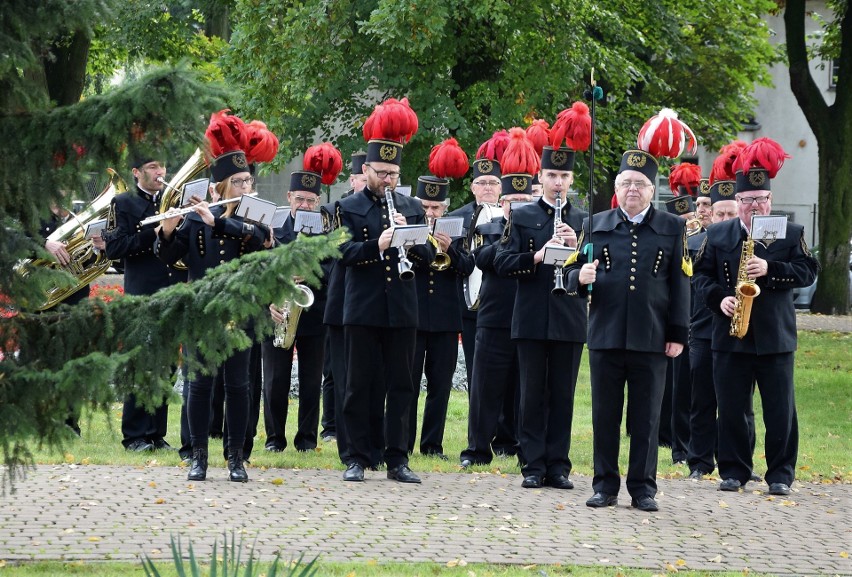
[1, 465, 849, 575]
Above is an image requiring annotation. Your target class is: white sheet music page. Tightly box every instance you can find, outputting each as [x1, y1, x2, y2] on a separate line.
[271, 206, 289, 229]
[433, 217, 464, 238]
[235, 195, 277, 225]
[751, 215, 787, 242]
[293, 209, 324, 235]
[541, 245, 576, 267]
[390, 224, 429, 249]
[181, 178, 209, 206]
[85, 218, 107, 239]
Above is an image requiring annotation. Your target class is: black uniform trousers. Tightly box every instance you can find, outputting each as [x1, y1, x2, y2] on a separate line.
[461, 315, 477, 391]
[209, 371, 225, 438]
[516, 340, 583, 479]
[343, 325, 416, 470]
[409, 330, 458, 455]
[122, 394, 169, 448]
[320, 332, 336, 439]
[261, 334, 325, 451]
[668, 348, 691, 462]
[461, 327, 519, 465]
[326, 325, 354, 465]
[714, 351, 798, 486]
[590, 349, 667, 499]
[222, 343, 262, 460]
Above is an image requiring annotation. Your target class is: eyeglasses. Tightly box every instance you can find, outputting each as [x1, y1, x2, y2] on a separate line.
[616, 180, 652, 190]
[368, 166, 400, 180]
[291, 195, 319, 206]
[231, 176, 256, 187]
[737, 195, 771, 205]
[474, 180, 501, 188]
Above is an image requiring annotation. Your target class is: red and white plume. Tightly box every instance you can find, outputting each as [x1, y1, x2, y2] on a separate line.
[476, 130, 510, 162]
[501, 127, 541, 175]
[303, 142, 343, 185]
[732, 137, 790, 179]
[362, 97, 419, 144]
[205, 109, 247, 157]
[710, 140, 747, 184]
[550, 102, 592, 152]
[244, 120, 279, 164]
[525, 119, 551, 157]
[637, 108, 697, 159]
[429, 138, 469, 179]
[668, 163, 702, 197]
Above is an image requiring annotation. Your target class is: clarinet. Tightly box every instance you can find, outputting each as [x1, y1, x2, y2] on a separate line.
[384, 187, 415, 280]
[551, 196, 567, 295]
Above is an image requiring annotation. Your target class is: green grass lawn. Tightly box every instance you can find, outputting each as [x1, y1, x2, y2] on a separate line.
[31, 331, 852, 483]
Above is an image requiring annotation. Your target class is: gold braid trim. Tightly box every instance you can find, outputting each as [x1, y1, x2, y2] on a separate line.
[681, 228, 693, 277]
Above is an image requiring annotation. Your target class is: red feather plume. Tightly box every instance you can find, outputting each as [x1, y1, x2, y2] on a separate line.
[429, 138, 469, 179]
[525, 120, 551, 157]
[362, 97, 419, 144]
[668, 163, 703, 197]
[732, 137, 790, 179]
[475, 130, 510, 162]
[205, 110, 247, 157]
[550, 102, 592, 152]
[303, 143, 343, 185]
[710, 140, 747, 184]
[637, 108, 697, 159]
[244, 120, 279, 164]
[501, 127, 540, 175]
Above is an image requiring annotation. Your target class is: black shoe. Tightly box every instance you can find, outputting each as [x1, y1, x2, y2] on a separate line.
[631, 496, 659, 512]
[187, 448, 208, 481]
[673, 460, 686, 466]
[521, 475, 542, 489]
[460, 459, 473, 469]
[719, 478, 742, 492]
[543, 475, 574, 490]
[768, 482, 791, 496]
[586, 492, 618, 508]
[387, 464, 421, 484]
[126, 439, 154, 452]
[750, 471, 763, 483]
[423, 451, 449, 461]
[343, 463, 364, 482]
[321, 434, 336, 443]
[228, 450, 248, 483]
[265, 443, 285, 453]
[688, 469, 707, 480]
[494, 449, 517, 458]
[152, 438, 176, 451]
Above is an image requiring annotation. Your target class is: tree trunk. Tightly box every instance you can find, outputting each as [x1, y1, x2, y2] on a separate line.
[44, 30, 91, 107]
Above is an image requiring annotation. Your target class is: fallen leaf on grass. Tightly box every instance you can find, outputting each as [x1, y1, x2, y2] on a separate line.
[64, 453, 75, 463]
[675, 559, 687, 567]
[664, 562, 678, 572]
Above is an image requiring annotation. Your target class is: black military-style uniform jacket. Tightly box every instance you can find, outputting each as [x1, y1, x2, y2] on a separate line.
[565, 206, 690, 351]
[321, 201, 345, 328]
[474, 217, 516, 330]
[688, 230, 713, 340]
[274, 213, 329, 338]
[413, 235, 473, 333]
[153, 205, 269, 281]
[448, 200, 479, 323]
[105, 186, 187, 295]
[335, 188, 436, 328]
[493, 198, 588, 342]
[693, 218, 818, 355]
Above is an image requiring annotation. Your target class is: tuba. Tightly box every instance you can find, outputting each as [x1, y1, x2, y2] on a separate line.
[155, 148, 208, 271]
[273, 284, 315, 349]
[729, 235, 761, 338]
[462, 202, 501, 310]
[19, 168, 126, 310]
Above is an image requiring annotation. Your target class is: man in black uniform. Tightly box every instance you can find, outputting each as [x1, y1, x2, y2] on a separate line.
[336, 103, 435, 483]
[105, 156, 187, 452]
[408, 176, 471, 459]
[694, 142, 818, 495]
[263, 168, 330, 453]
[494, 145, 588, 490]
[459, 167, 531, 468]
[568, 148, 690, 512]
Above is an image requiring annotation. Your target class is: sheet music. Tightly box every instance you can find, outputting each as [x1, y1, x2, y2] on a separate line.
[541, 245, 576, 267]
[510, 201, 534, 211]
[181, 178, 209, 206]
[271, 206, 289, 229]
[751, 215, 788, 242]
[235, 195, 277, 225]
[293, 209, 324, 235]
[390, 224, 429, 249]
[433, 217, 464, 238]
[85, 218, 107, 239]
[395, 185, 412, 197]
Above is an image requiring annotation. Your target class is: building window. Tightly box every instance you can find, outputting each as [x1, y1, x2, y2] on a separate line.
[829, 59, 839, 89]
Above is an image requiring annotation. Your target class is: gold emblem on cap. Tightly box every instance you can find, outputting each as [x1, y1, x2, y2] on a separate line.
[748, 170, 767, 187]
[627, 152, 647, 168]
[233, 153, 248, 168]
[675, 198, 689, 214]
[699, 180, 710, 195]
[720, 182, 735, 197]
[301, 174, 317, 189]
[551, 150, 568, 166]
[478, 160, 493, 174]
[379, 145, 398, 161]
[511, 177, 527, 191]
[425, 183, 440, 198]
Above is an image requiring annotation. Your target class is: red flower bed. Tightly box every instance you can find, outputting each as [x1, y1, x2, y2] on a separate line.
[90, 284, 125, 303]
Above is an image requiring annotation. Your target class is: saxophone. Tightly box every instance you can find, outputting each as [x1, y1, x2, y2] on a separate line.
[272, 284, 315, 349]
[729, 235, 761, 339]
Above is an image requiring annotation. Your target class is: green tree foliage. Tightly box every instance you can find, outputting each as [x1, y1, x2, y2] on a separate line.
[224, 0, 778, 210]
[785, 0, 851, 314]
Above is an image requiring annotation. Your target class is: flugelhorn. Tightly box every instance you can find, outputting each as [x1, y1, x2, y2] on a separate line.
[428, 217, 451, 271]
[685, 216, 703, 237]
[138, 194, 256, 226]
[551, 196, 567, 295]
[384, 186, 415, 280]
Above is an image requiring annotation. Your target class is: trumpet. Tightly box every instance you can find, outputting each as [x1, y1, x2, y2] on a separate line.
[384, 186, 415, 280]
[138, 194, 255, 226]
[428, 217, 451, 271]
[551, 196, 567, 295]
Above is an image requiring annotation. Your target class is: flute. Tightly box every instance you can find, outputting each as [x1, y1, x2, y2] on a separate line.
[139, 194, 255, 226]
